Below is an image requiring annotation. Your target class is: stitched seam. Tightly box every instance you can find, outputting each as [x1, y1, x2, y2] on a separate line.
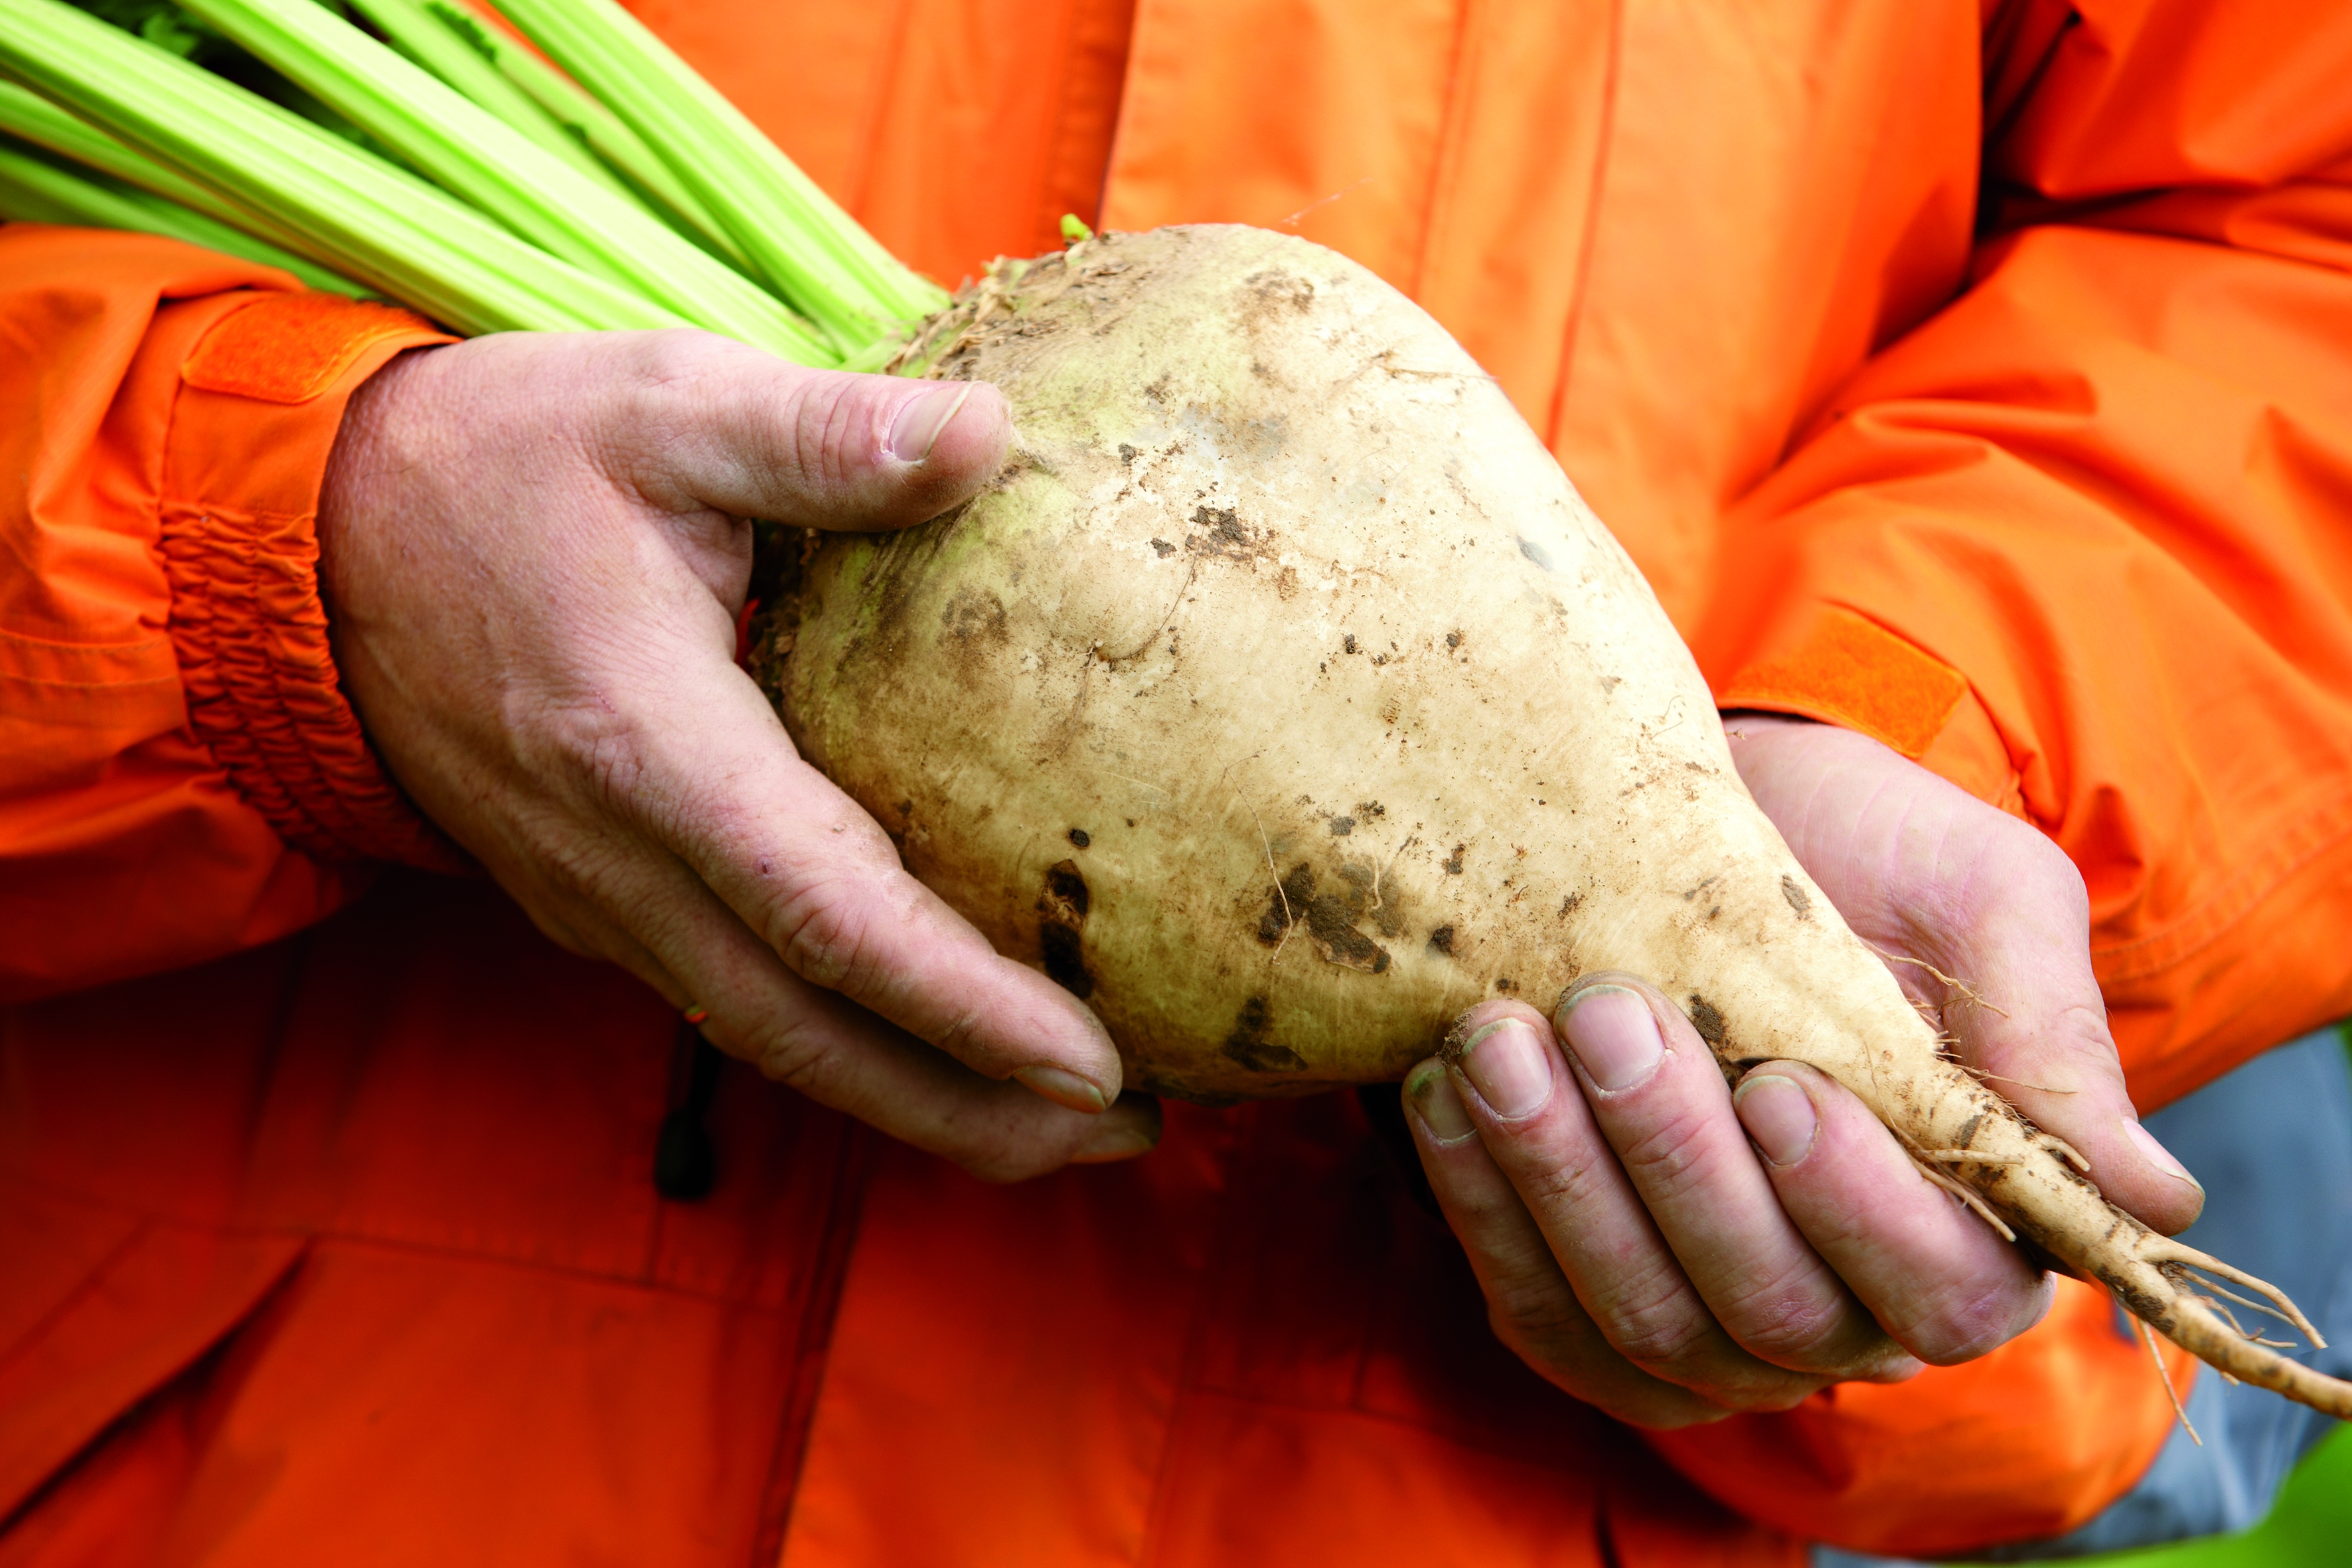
[0, 1175, 815, 1310]
[1543, 0, 1626, 449]
[1409, 0, 1480, 303]
[846, 0, 917, 226]
[2090, 789, 2352, 982]
[0, 1219, 153, 1385]
[1135, 1115, 1251, 1568]
[1030, 0, 1086, 252]
[0, 627, 174, 656]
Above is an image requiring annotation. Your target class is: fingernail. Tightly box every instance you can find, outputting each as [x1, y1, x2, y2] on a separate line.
[1014, 1062, 1108, 1114]
[1407, 1059, 1475, 1143]
[1458, 1019, 1553, 1119]
[1071, 1114, 1157, 1163]
[1560, 985, 1663, 1092]
[1734, 1074, 1818, 1166]
[888, 382, 974, 461]
[2124, 1119, 2203, 1193]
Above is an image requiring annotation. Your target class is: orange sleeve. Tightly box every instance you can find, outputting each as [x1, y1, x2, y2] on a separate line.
[1695, 0, 2352, 1110]
[0, 224, 459, 1004]
[1664, 5, 2346, 1549]
[1647, 1277, 2196, 1557]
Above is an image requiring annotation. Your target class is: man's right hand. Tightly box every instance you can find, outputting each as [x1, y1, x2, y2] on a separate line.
[317, 329, 1158, 1180]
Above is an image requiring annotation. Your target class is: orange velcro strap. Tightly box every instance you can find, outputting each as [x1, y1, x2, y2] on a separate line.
[182, 291, 442, 404]
[1715, 606, 1969, 759]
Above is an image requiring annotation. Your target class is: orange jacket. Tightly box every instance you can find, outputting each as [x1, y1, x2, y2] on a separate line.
[5, 0, 2345, 1561]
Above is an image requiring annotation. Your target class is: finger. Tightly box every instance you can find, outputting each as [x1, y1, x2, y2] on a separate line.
[1402, 1056, 1725, 1429]
[514, 819, 1152, 1180]
[1442, 999, 1828, 1409]
[574, 649, 1127, 1110]
[1733, 1060, 2051, 1364]
[1554, 979, 1915, 1381]
[597, 333, 1010, 530]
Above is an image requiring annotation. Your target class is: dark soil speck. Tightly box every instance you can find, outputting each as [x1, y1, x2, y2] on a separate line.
[1781, 874, 1813, 917]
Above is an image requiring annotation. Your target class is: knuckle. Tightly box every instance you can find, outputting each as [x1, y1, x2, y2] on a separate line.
[1711, 1264, 1853, 1366]
[1610, 1110, 1720, 1203]
[1486, 1277, 1588, 1352]
[789, 372, 870, 498]
[1507, 1152, 1613, 1215]
[928, 1005, 991, 1067]
[761, 835, 922, 986]
[599, 331, 736, 494]
[1591, 1266, 1719, 1375]
[617, 330, 722, 416]
[535, 698, 655, 809]
[1904, 1275, 2034, 1366]
[740, 1011, 837, 1092]
[769, 878, 877, 989]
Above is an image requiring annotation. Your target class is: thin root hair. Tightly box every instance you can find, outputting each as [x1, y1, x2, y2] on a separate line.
[2140, 1316, 2203, 1445]
[1865, 943, 2010, 1016]
[1366, 832, 1417, 913]
[2151, 1245, 2325, 1345]
[1901, 1138, 2017, 1241]
[1229, 780, 1294, 967]
[1956, 1062, 2081, 1095]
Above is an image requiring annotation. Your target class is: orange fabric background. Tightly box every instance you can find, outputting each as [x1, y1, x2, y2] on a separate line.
[7, 0, 2351, 1561]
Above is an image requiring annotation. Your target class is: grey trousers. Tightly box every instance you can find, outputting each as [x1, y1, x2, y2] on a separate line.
[1816, 1026, 2352, 1565]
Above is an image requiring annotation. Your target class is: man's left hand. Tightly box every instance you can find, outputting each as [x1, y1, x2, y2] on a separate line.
[1400, 716, 2207, 1426]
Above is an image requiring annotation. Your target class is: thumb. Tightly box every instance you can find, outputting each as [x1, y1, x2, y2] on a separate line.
[1936, 865, 2207, 1239]
[605, 333, 1011, 530]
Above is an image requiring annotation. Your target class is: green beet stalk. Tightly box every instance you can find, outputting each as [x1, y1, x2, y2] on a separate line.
[0, 76, 341, 266]
[0, 0, 685, 335]
[171, 0, 831, 362]
[490, 0, 947, 358]
[341, 0, 624, 196]
[0, 130, 368, 294]
[425, 0, 751, 274]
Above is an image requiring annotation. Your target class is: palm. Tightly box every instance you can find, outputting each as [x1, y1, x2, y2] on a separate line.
[1723, 715, 2203, 1237]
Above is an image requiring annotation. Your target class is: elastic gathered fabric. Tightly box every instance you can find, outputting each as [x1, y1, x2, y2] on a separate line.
[159, 295, 465, 870]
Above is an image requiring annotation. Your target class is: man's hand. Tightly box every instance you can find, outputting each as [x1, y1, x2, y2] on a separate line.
[1401, 715, 2205, 1425]
[318, 329, 1158, 1180]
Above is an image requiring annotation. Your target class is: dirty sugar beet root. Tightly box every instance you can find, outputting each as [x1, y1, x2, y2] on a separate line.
[759, 223, 2352, 1419]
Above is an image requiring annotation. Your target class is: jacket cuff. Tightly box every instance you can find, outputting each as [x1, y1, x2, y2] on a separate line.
[157, 291, 469, 870]
[1714, 603, 2029, 818]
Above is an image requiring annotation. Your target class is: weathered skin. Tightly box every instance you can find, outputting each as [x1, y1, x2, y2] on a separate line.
[763, 224, 2351, 1415]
